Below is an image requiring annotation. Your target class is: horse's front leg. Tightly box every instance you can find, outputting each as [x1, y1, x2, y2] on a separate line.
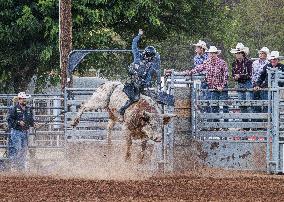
[106, 118, 116, 157]
[139, 139, 147, 164]
[125, 134, 132, 161]
[71, 106, 86, 127]
[71, 95, 99, 127]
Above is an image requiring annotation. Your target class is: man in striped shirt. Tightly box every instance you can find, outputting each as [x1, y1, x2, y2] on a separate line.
[186, 46, 228, 119]
[186, 46, 228, 91]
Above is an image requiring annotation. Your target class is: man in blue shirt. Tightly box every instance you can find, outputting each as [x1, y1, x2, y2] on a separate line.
[118, 29, 161, 119]
[7, 92, 35, 171]
[193, 40, 208, 66]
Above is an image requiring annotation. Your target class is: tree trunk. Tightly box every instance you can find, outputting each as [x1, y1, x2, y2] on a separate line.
[59, 0, 72, 92]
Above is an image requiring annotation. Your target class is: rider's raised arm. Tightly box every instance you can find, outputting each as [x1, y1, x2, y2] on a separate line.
[132, 33, 142, 64]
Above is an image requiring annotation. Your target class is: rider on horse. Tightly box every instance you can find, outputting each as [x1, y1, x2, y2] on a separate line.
[118, 29, 161, 120]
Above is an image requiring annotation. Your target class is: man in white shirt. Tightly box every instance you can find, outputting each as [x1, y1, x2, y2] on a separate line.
[252, 47, 269, 114]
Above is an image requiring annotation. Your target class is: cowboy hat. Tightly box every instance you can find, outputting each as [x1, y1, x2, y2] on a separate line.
[258, 47, 270, 55]
[17, 92, 31, 99]
[268, 51, 282, 60]
[230, 43, 249, 55]
[205, 46, 221, 54]
[193, 40, 208, 50]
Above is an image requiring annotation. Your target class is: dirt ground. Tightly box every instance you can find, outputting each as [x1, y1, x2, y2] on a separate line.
[0, 169, 284, 201]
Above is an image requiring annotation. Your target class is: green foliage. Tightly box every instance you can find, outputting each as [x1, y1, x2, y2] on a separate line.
[3, 0, 282, 92]
[71, 0, 233, 76]
[0, 0, 59, 93]
[231, 0, 284, 57]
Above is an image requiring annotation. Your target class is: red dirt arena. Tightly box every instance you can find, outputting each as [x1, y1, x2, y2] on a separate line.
[1, 168, 284, 201]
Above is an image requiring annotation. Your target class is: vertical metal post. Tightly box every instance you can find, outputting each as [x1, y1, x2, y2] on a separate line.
[267, 69, 272, 172]
[164, 70, 175, 172]
[273, 70, 280, 172]
[53, 96, 61, 147]
[190, 81, 195, 138]
[269, 69, 281, 173]
[63, 88, 68, 146]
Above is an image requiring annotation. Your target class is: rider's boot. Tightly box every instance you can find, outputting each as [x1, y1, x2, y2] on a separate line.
[118, 100, 133, 122]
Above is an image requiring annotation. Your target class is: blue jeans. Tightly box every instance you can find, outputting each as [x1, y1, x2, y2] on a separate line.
[237, 81, 252, 124]
[261, 90, 268, 113]
[237, 80, 253, 104]
[200, 81, 207, 100]
[221, 86, 229, 122]
[9, 129, 28, 171]
[252, 91, 261, 113]
[206, 89, 224, 122]
[252, 90, 268, 113]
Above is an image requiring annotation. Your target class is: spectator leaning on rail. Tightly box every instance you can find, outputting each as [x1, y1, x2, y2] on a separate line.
[167, 46, 228, 124]
[231, 43, 253, 101]
[252, 47, 270, 114]
[231, 43, 253, 129]
[193, 40, 208, 66]
[192, 40, 208, 101]
[254, 51, 284, 104]
[118, 29, 161, 121]
[7, 92, 35, 171]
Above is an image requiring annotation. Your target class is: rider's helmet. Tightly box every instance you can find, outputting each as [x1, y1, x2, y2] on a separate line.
[143, 46, 156, 61]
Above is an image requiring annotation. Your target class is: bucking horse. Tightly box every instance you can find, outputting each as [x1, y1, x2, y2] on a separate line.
[71, 81, 175, 163]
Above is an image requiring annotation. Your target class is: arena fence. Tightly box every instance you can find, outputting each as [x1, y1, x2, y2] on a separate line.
[0, 94, 65, 171]
[164, 68, 284, 174]
[0, 68, 283, 174]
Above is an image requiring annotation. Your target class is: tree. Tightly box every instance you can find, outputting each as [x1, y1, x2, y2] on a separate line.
[231, 0, 284, 57]
[59, 0, 72, 91]
[0, 0, 60, 93]
[0, 0, 234, 92]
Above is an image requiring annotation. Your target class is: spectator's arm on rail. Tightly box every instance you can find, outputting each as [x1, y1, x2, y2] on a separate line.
[256, 65, 268, 88]
[188, 63, 205, 76]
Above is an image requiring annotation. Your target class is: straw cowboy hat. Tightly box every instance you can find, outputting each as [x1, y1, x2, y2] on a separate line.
[268, 51, 282, 60]
[258, 47, 270, 55]
[230, 43, 250, 55]
[193, 40, 208, 50]
[17, 92, 31, 99]
[205, 46, 221, 54]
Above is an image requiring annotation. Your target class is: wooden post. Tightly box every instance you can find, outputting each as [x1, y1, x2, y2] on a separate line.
[59, 0, 72, 92]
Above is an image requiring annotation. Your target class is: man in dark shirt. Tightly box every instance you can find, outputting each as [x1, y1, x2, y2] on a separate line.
[254, 51, 284, 112]
[231, 43, 253, 100]
[7, 92, 35, 171]
[231, 43, 252, 126]
[255, 51, 284, 89]
[231, 43, 253, 128]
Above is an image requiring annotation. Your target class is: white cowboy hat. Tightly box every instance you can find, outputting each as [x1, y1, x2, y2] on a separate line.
[17, 92, 31, 99]
[193, 40, 208, 50]
[230, 43, 250, 55]
[268, 51, 282, 60]
[205, 46, 221, 54]
[258, 47, 270, 55]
